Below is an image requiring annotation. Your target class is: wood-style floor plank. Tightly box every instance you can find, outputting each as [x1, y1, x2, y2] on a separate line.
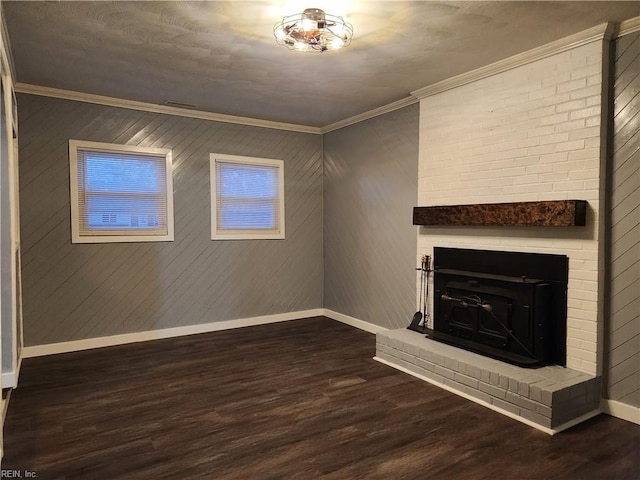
[3, 317, 639, 479]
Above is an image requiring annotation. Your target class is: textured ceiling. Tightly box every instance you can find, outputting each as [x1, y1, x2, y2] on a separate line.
[3, 1, 639, 127]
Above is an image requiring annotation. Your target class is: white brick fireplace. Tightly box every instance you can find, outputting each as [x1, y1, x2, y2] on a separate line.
[374, 24, 616, 433]
[413, 24, 612, 377]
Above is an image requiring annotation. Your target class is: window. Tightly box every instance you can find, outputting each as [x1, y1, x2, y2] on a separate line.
[69, 140, 174, 243]
[210, 154, 285, 240]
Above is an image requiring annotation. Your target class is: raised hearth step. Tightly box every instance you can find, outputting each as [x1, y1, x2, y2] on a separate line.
[375, 328, 600, 432]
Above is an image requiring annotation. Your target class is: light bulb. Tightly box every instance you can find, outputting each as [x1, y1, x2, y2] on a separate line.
[274, 27, 287, 41]
[330, 38, 344, 50]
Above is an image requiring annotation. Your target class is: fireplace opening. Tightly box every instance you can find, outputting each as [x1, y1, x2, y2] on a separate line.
[430, 248, 568, 367]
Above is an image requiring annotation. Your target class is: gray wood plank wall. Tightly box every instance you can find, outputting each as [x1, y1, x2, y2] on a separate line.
[18, 94, 323, 346]
[323, 105, 419, 329]
[606, 32, 640, 408]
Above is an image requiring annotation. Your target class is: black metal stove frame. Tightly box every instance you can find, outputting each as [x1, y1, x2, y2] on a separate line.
[430, 248, 568, 367]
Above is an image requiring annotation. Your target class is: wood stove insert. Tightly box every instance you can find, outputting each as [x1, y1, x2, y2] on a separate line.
[430, 248, 568, 367]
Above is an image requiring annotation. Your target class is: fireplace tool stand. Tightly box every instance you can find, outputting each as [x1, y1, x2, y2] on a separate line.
[407, 255, 431, 333]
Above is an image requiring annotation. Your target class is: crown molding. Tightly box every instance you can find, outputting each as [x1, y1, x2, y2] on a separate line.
[321, 95, 419, 134]
[12, 20, 631, 135]
[411, 23, 614, 100]
[14, 83, 322, 135]
[617, 17, 640, 37]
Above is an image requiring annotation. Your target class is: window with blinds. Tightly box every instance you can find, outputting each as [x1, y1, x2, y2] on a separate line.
[210, 154, 285, 240]
[69, 140, 174, 243]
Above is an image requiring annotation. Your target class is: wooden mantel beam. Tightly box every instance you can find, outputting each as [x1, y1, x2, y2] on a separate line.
[413, 200, 587, 227]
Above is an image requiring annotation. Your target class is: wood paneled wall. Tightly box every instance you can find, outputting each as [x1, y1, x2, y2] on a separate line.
[323, 105, 419, 329]
[606, 32, 640, 408]
[18, 94, 323, 346]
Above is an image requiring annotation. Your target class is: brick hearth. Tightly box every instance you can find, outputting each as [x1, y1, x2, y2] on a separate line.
[376, 329, 601, 433]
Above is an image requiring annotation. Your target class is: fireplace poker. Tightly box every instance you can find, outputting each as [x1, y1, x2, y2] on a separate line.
[440, 293, 537, 360]
[423, 255, 431, 329]
[408, 255, 427, 332]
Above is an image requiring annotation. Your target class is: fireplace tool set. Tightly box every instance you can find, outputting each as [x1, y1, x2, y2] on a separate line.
[405, 247, 568, 367]
[408, 254, 431, 333]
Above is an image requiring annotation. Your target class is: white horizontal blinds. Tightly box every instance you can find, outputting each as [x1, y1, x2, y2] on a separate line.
[76, 148, 169, 236]
[215, 161, 281, 234]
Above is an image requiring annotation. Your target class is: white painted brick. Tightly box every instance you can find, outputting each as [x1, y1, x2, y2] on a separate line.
[496, 119, 541, 135]
[525, 164, 554, 175]
[570, 64, 601, 80]
[556, 99, 587, 113]
[417, 42, 604, 377]
[537, 152, 569, 165]
[570, 106, 601, 120]
[570, 85, 602, 100]
[586, 74, 602, 86]
[529, 85, 560, 100]
[586, 96, 601, 107]
[557, 78, 588, 93]
[539, 132, 570, 145]
[539, 172, 569, 183]
[569, 260, 598, 273]
[526, 126, 556, 138]
[502, 184, 554, 195]
[568, 269, 599, 282]
[555, 140, 586, 152]
[567, 346, 597, 363]
[553, 160, 588, 173]
[568, 168, 600, 181]
[585, 117, 601, 128]
[567, 316, 598, 331]
[554, 119, 586, 133]
[570, 289, 601, 302]
[583, 179, 600, 190]
[528, 144, 560, 156]
[574, 359, 597, 374]
[566, 329, 597, 346]
[473, 148, 531, 162]
[537, 92, 574, 109]
[511, 173, 540, 184]
[539, 112, 570, 126]
[568, 148, 600, 161]
[542, 72, 572, 87]
[553, 180, 585, 192]
[584, 137, 602, 149]
[585, 51, 603, 65]
[567, 337, 583, 349]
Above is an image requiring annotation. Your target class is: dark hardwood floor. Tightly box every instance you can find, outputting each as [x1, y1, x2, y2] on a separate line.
[3, 317, 639, 479]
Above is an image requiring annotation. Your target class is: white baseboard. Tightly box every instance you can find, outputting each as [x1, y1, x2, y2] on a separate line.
[22, 309, 324, 358]
[322, 309, 388, 334]
[21, 308, 385, 358]
[1, 356, 22, 389]
[602, 399, 640, 425]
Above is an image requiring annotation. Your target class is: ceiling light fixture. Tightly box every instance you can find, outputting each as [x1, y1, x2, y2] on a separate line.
[274, 8, 353, 53]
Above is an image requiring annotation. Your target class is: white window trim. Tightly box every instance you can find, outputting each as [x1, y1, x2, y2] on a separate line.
[69, 140, 174, 243]
[210, 153, 285, 241]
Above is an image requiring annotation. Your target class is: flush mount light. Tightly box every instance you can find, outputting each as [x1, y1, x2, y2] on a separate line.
[273, 8, 353, 53]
